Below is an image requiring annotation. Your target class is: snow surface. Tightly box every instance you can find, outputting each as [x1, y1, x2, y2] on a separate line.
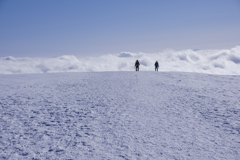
[0, 72, 240, 159]
[1, 46, 240, 75]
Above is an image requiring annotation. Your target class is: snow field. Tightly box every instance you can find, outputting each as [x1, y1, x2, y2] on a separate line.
[0, 72, 240, 159]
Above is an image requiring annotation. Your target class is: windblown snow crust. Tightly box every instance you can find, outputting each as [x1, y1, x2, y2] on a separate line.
[1, 46, 240, 75]
[0, 72, 240, 159]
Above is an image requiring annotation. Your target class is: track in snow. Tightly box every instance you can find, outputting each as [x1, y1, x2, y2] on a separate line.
[0, 72, 240, 159]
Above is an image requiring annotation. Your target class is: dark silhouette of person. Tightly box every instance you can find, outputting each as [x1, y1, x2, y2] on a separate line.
[135, 60, 140, 71]
[155, 61, 159, 71]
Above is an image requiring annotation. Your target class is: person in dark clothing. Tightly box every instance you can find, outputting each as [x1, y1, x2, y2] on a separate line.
[135, 60, 140, 71]
[155, 61, 159, 71]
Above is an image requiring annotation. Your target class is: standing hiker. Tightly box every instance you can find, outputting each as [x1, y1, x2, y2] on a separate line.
[155, 61, 159, 71]
[135, 60, 140, 71]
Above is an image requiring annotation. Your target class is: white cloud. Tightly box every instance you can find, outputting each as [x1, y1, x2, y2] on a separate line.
[1, 46, 240, 75]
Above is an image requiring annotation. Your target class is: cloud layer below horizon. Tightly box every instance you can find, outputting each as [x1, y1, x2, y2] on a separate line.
[1, 46, 240, 75]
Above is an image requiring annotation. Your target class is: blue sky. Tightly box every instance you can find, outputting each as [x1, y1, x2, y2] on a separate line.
[0, 0, 240, 58]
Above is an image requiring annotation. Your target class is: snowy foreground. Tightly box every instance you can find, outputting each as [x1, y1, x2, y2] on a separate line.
[0, 72, 240, 160]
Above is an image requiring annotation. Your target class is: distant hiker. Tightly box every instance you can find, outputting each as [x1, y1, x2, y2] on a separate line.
[155, 61, 159, 71]
[135, 60, 140, 71]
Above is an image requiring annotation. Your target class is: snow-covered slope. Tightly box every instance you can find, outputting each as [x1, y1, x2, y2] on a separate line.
[0, 72, 240, 159]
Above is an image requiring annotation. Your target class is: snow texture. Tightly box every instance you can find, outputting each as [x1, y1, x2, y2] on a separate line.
[0, 72, 240, 159]
[1, 46, 240, 75]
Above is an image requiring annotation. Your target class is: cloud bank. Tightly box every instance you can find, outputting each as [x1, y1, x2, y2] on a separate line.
[1, 46, 240, 75]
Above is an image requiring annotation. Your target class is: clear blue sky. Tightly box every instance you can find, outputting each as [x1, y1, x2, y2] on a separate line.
[0, 0, 240, 58]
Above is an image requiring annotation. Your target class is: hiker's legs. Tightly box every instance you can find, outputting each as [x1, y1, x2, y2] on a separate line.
[136, 67, 139, 71]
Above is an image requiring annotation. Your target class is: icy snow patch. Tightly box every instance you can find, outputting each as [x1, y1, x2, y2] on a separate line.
[0, 72, 240, 159]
